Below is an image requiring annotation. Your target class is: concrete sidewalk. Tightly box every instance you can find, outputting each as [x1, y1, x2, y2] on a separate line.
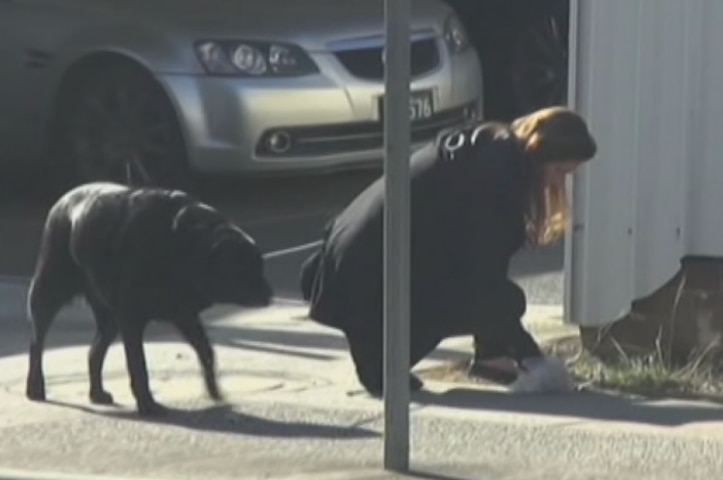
[1, 279, 722, 480]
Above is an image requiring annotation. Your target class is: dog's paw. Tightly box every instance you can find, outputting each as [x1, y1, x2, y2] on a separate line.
[205, 377, 223, 402]
[89, 390, 115, 405]
[137, 401, 170, 418]
[208, 387, 224, 402]
[26, 383, 46, 402]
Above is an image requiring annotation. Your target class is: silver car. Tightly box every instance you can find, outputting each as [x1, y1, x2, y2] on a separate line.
[0, 0, 483, 185]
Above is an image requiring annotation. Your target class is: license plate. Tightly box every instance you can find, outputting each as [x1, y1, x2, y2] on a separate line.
[379, 90, 434, 123]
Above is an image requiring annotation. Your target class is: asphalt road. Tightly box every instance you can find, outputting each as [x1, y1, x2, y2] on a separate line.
[0, 170, 564, 304]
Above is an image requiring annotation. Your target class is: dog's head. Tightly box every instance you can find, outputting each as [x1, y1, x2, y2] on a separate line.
[173, 203, 274, 308]
[202, 227, 274, 307]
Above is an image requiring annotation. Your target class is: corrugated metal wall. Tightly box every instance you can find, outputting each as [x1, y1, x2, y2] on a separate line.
[566, 0, 723, 327]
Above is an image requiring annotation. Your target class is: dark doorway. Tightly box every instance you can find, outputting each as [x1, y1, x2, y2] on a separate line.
[443, 0, 570, 121]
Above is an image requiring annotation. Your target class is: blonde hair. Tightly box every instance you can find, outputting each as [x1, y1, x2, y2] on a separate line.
[511, 106, 597, 246]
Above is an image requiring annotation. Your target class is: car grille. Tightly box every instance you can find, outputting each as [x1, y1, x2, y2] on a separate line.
[255, 103, 475, 158]
[334, 38, 440, 80]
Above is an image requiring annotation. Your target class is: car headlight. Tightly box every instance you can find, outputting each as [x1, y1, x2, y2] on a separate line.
[195, 40, 319, 77]
[444, 14, 470, 54]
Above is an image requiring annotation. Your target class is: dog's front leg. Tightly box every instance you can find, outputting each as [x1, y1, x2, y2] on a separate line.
[119, 319, 167, 416]
[173, 317, 221, 401]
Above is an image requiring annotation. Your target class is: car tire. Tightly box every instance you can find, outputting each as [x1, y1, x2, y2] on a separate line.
[56, 61, 190, 189]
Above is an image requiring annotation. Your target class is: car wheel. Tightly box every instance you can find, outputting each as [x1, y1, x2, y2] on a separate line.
[510, 14, 569, 114]
[58, 62, 189, 188]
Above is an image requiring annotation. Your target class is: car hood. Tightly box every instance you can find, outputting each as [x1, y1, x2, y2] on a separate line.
[107, 0, 453, 51]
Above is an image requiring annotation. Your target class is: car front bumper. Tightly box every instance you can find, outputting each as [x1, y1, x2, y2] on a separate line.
[157, 45, 483, 175]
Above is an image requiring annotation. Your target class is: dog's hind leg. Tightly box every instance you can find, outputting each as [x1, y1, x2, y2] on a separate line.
[173, 317, 221, 401]
[86, 296, 118, 405]
[25, 233, 82, 402]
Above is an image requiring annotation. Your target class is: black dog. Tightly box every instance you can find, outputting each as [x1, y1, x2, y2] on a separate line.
[25, 182, 273, 416]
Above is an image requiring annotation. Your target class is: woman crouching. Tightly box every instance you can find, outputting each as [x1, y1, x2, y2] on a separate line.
[300, 106, 597, 396]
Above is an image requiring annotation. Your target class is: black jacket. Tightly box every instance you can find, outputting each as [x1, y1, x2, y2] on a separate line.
[301, 122, 532, 332]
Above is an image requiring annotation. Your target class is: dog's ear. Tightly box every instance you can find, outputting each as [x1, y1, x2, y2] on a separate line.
[172, 203, 222, 234]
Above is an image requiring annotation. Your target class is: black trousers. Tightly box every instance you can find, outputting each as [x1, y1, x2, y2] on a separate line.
[343, 278, 543, 394]
[442, 278, 542, 362]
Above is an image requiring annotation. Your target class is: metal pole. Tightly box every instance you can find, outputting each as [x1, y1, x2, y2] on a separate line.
[382, 0, 411, 473]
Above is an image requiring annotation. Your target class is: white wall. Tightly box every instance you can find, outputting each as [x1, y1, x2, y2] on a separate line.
[565, 0, 723, 327]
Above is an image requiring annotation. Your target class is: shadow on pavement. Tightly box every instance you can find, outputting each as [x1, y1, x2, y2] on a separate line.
[0, 306, 473, 365]
[44, 399, 380, 440]
[226, 339, 339, 361]
[210, 324, 473, 365]
[412, 388, 723, 427]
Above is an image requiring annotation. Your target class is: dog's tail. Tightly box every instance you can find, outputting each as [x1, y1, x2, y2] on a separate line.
[26, 200, 88, 401]
[27, 205, 82, 333]
[299, 249, 322, 302]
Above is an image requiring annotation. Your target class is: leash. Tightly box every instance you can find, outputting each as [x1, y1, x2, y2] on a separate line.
[261, 240, 322, 260]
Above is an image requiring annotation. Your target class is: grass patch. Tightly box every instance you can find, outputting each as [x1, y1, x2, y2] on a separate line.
[563, 338, 723, 402]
